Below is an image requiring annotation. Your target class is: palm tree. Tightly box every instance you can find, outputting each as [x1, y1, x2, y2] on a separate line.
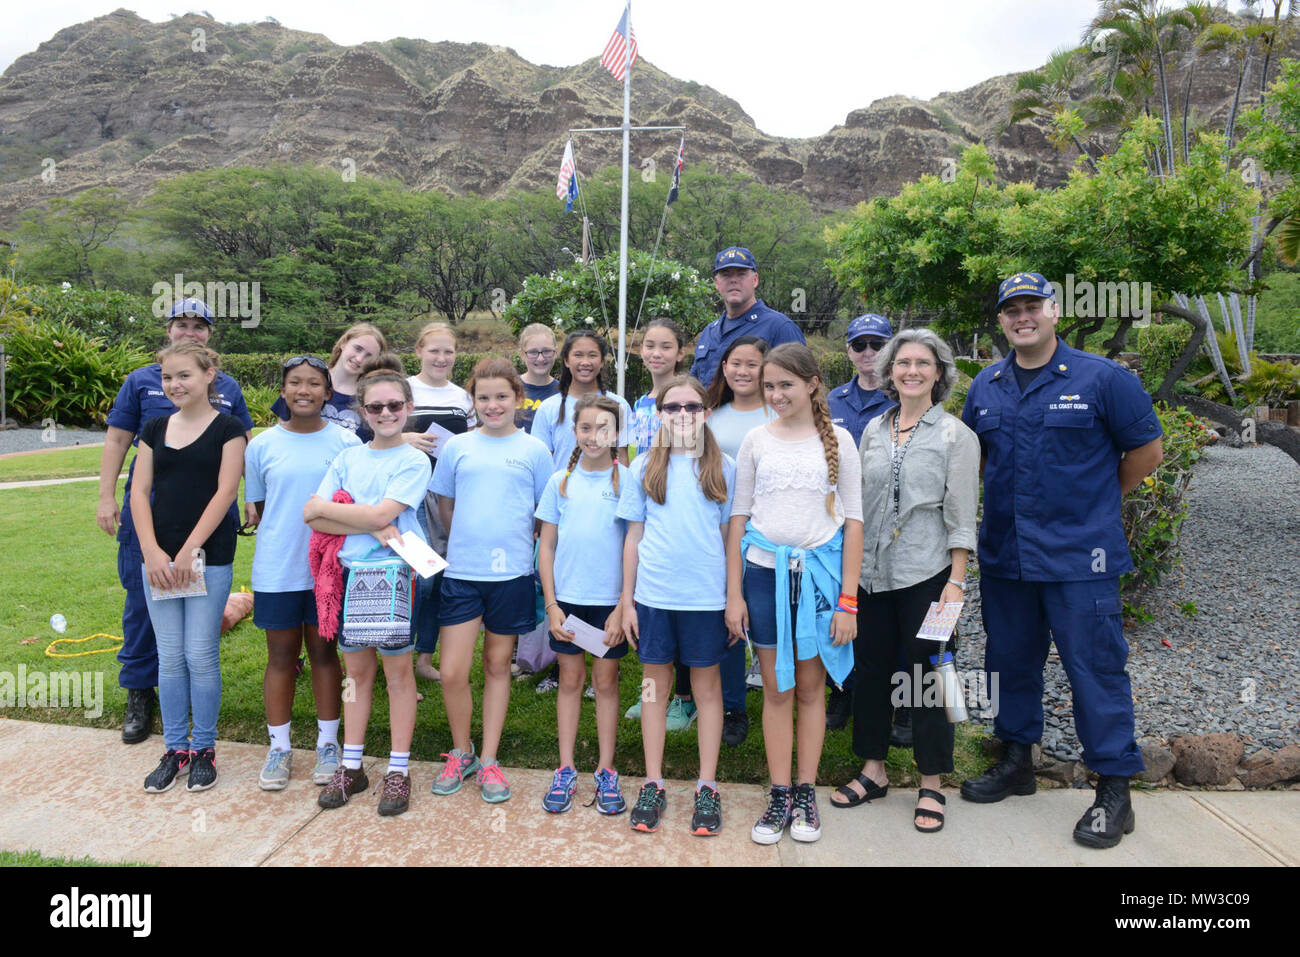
[1007, 46, 1102, 172]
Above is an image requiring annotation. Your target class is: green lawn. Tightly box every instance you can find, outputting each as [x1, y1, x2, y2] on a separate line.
[0, 849, 151, 867]
[0, 463, 991, 788]
[0, 443, 119, 483]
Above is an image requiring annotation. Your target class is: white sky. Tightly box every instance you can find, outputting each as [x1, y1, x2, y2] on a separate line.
[4, 0, 1104, 139]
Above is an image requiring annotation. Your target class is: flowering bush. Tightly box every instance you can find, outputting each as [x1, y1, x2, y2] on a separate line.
[502, 252, 716, 344]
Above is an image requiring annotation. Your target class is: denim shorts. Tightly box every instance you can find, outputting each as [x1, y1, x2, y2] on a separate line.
[633, 603, 727, 668]
[335, 568, 414, 657]
[741, 561, 800, 652]
[253, 589, 319, 630]
[550, 601, 628, 659]
[439, 574, 536, 636]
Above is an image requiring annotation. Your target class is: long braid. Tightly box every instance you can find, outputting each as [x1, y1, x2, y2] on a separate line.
[811, 388, 840, 518]
[559, 445, 583, 498]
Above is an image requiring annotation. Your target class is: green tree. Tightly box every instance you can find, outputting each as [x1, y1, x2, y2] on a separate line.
[16, 187, 136, 289]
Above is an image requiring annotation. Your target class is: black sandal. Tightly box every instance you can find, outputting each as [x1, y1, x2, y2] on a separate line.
[831, 773, 888, 808]
[914, 787, 946, 833]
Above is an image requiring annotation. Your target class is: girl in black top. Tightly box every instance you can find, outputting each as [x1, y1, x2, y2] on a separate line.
[131, 342, 247, 794]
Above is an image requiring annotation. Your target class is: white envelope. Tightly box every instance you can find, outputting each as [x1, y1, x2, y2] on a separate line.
[385, 530, 448, 579]
[560, 614, 616, 658]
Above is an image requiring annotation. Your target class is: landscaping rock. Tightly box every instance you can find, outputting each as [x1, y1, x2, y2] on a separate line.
[1171, 733, 1246, 786]
[1136, 737, 1175, 783]
[1240, 744, 1300, 789]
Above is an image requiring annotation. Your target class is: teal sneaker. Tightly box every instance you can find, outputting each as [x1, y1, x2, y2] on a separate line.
[665, 697, 698, 732]
[477, 759, 511, 803]
[258, 747, 293, 791]
[624, 699, 643, 720]
[312, 742, 340, 785]
[431, 747, 481, 796]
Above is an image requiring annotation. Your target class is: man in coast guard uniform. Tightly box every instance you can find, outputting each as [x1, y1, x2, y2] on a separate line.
[689, 246, 804, 389]
[959, 273, 1164, 849]
[95, 298, 254, 744]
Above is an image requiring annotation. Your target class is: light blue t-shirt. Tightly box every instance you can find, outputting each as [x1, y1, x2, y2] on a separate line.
[706, 402, 777, 461]
[246, 422, 361, 592]
[430, 429, 554, 581]
[535, 463, 629, 606]
[629, 392, 660, 455]
[314, 443, 432, 568]
[532, 390, 633, 470]
[615, 452, 736, 610]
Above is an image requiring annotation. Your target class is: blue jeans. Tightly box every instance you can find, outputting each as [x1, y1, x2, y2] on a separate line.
[141, 563, 233, 752]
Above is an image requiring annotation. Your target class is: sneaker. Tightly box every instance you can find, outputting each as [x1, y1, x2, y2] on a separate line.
[593, 768, 626, 815]
[187, 748, 217, 791]
[431, 747, 481, 796]
[790, 783, 823, 843]
[478, 760, 511, 803]
[584, 684, 597, 700]
[751, 785, 793, 845]
[691, 784, 722, 836]
[143, 748, 191, 793]
[542, 766, 578, 813]
[318, 766, 370, 809]
[630, 781, 667, 832]
[665, 697, 698, 732]
[721, 709, 749, 747]
[377, 771, 411, 816]
[258, 747, 293, 791]
[624, 699, 643, 720]
[535, 675, 559, 693]
[313, 742, 341, 785]
[826, 686, 852, 731]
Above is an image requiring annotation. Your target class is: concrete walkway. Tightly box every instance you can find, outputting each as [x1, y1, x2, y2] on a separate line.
[0, 475, 109, 490]
[0, 719, 1294, 866]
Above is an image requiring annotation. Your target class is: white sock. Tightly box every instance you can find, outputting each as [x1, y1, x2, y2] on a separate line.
[268, 722, 291, 752]
[387, 751, 410, 777]
[317, 718, 340, 749]
[342, 744, 364, 770]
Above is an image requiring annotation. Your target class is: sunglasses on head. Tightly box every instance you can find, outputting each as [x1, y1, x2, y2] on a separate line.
[662, 402, 706, 415]
[362, 400, 407, 415]
[283, 355, 329, 372]
[849, 338, 888, 353]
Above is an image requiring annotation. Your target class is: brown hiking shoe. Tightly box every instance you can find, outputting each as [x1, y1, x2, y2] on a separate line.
[318, 766, 369, 809]
[378, 771, 411, 816]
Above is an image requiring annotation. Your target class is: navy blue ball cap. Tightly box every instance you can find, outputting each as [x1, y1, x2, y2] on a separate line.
[167, 297, 214, 323]
[996, 272, 1055, 310]
[713, 246, 758, 273]
[846, 313, 893, 342]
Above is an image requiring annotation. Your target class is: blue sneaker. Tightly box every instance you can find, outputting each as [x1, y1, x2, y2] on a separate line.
[431, 747, 481, 795]
[593, 768, 626, 815]
[313, 742, 340, 785]
[542, 766, 578, 813]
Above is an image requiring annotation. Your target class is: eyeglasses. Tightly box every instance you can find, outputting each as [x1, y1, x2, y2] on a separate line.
[283, 355, 329, 372]
[849, 338, 888, 353]
[661, 402, 706, 415]
[891, 359, 936, 371]
[524, 349, 557, 360]
[362, 400, 407, 415]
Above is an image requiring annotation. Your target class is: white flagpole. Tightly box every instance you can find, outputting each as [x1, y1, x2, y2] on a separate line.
[616, 1, 631, 398]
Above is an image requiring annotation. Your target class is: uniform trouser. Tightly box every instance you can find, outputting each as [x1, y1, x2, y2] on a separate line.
[981, 575, 1144, 777]
[851, 569, 954, 775]
[115, 515, 159, 690]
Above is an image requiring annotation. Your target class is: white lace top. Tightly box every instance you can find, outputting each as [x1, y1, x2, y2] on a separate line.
[731, 425, 863, 569]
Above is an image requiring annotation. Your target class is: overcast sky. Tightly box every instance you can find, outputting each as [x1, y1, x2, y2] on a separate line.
[5, 0, 1105, 139]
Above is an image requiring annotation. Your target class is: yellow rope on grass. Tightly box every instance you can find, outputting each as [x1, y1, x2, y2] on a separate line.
[45, 634, 124, 659]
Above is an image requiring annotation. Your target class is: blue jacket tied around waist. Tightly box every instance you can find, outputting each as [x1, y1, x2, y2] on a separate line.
[740, 523, 853, 694]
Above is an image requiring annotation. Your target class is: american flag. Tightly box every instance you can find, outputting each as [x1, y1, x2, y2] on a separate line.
[666, 135, 684, 205]
[556, 139, 576, 204]
[600, 7, 638, 82]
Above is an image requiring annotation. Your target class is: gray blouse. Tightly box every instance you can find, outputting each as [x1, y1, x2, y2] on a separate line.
[858, 404, 979, 592]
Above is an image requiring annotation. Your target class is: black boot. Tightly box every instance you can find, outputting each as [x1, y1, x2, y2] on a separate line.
[122, 688, 156, 744]
[826, 687, 852, 731]
[1073, 775, 1135, 849]
[888, 707, 913, 748]
[960, 740, 1036, 803]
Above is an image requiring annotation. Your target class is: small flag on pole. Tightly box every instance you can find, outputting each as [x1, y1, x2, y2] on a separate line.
[556, 139, 577, 212]
[600, 8, 638, 81]
[666, 135, 684, 205]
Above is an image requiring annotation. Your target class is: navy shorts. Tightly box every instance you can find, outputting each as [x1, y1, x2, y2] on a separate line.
[550, 601, 628, 659]
[253, 589, 319, 631]
[742, 561, 800, 651]
[634, 602, 727, 668]
[440, 574, 536, 636]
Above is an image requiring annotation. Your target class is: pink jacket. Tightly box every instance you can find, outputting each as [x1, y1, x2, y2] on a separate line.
[309, 489, 353, 640]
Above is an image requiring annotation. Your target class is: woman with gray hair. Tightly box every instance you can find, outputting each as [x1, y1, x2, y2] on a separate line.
[829, 328, 979, 834]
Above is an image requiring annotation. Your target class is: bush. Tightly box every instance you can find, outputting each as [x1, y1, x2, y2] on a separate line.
[1, 319, 150, 426]
[1121, 403, 1214, 594]
[22, 284, 157, 354]
[240, 384, 281, 428]
[1135, 321, 1192, 392]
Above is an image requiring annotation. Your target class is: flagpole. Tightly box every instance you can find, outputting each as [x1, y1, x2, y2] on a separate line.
[616, 0, 631, 398]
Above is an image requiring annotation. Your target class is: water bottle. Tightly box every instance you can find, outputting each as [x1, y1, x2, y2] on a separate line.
[929, 651, 968, 723]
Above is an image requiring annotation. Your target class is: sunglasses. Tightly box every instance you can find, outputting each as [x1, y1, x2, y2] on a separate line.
[661, 402, 706, 415]
[849, 338, 888, 353]
[283, 355, 329, 372]
[362, 400, 408, 415]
